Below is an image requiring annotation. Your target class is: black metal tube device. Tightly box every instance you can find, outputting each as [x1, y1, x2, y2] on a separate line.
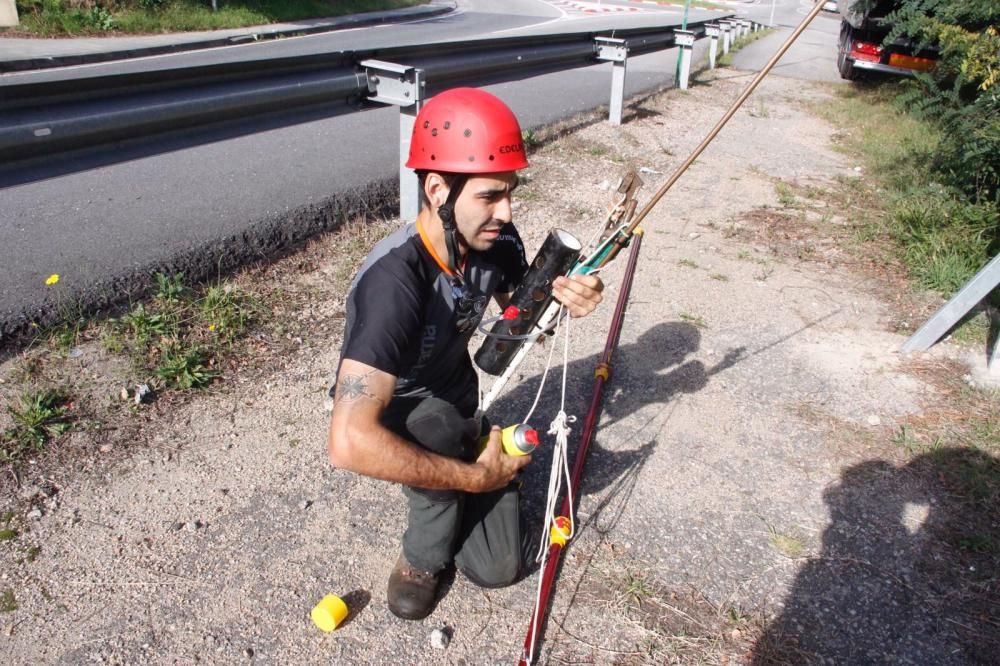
[475, 229, 582, 375]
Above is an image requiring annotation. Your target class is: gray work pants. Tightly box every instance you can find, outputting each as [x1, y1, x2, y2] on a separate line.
[383, 396, 531, 587]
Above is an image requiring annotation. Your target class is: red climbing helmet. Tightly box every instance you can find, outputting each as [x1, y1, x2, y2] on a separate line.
[406, 87, 529, 173]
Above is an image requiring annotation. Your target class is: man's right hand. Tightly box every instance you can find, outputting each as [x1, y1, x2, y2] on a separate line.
[471, 426, 531, 492]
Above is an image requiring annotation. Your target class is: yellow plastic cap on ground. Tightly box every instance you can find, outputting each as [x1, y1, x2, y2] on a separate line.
[311, 594, 349, 632]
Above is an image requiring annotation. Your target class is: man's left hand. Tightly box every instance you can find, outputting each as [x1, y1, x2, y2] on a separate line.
[553, 274, 604, 318]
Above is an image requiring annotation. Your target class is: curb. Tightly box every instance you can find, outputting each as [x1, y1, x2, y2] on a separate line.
[0, 2, 455, 73]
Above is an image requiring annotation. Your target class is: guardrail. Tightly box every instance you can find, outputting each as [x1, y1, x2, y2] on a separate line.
[0, 16, 766, 219]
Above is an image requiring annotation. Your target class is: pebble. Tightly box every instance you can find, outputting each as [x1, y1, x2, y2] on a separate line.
[299, 500, 313, 511]
[866, 414, 882, 426]
[184, 520, 203, 532]
[27, 509, 43, 520]
[134, 384, 154, 405]
[244, 647, 254, 658]
[688, 232, 701, 239]
[597, 179, 611, 191]
[430, 628, 450, 650]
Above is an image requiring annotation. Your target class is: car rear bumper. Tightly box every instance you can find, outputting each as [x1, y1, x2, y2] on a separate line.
[852, 60, 920, 76]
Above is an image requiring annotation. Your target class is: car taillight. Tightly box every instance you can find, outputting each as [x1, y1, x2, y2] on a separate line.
[888, 53, 935, 72]
[850, 40, 883, 62]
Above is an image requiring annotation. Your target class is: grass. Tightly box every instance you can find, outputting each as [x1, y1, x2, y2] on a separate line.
[9, 0, 426, 36]
[677, 258, 699, 269]
[103, 273, 257, 390]
[816, 85, 998, 301]
[0, 589, 15, 613]
[716, 27, 775, 67]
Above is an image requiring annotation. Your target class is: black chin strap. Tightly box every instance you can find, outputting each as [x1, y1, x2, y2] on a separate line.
[436, 175, 468, 286]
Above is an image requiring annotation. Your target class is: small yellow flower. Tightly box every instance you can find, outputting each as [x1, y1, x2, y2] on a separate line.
[208, 324, 216, 332]
[45, 274, 60, 286]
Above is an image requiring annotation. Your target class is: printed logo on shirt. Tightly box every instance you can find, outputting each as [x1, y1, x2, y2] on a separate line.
[404, 324, 438, 380]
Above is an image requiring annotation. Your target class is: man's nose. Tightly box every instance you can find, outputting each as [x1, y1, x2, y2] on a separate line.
[494, 195, 513, 223]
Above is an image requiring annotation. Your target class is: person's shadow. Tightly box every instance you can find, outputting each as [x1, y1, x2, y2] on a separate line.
[751, 449, 1000, 665]
[485, 321, 745, 519]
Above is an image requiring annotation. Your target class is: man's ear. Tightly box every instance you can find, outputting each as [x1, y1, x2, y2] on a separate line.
[423, 172, 450, 209]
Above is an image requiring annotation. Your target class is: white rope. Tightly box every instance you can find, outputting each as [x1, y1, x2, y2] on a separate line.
[526, 308, 576, 665]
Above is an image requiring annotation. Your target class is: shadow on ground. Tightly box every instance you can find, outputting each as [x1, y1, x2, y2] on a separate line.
[752, 449, 1000, 665]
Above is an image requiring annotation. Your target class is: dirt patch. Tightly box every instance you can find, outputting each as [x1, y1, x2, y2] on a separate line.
[1, 69, 996, 664]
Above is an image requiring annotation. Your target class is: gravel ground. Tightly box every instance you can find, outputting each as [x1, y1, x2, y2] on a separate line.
[1, 69, 994, 664]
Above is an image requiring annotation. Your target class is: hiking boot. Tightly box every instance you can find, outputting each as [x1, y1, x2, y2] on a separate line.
[387, 553, 439, 620]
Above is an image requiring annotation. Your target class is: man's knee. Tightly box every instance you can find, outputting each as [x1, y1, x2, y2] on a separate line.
[459, 551, 521, 589]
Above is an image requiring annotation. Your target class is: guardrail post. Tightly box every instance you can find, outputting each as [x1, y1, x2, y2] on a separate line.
[674, 30, 695, 90]
[706, 24, 720, 69]
[741, 19, 751, 38]
[720, 20, 732, 55]
[595, 37, 629, 126]
[902, 253, 1000, 373]
[361, 59, 426, 222]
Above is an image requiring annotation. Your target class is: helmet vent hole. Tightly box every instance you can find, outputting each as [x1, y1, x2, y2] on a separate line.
[443, 121, 451, 129]
[464, 129, 472, 138]
[431, 155, 436, 160]
[431, 128, 438, 137]
[489, 155, 495, 161]
[423, 121, 429, 129]
[468, 156, 475, 162]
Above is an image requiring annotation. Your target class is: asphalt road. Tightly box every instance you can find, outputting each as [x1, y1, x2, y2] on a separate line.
[0, 0, 842, 346]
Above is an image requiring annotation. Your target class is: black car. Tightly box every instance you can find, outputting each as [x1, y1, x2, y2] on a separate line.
[837, 0, 937, 80]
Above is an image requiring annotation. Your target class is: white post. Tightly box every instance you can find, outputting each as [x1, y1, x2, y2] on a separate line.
[769, 0, 776, 27]
[595, 37, 629, 126]
[0, 0, 19, 27]
[706, 24, 720, 69]
[721, 21, 731, 55]
[675, 30, 695, 89]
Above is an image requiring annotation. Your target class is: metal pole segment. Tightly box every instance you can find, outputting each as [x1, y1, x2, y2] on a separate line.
[623, 0, 827, 237]
[901, 253, 1000, 358]
[361, 59, 425, 222]
[399, 103, 421, 222]
[518, 230, 645, 666]
[610, 60, 626, 125]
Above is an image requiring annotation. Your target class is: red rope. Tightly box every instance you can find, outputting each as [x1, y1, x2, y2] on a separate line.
[518, 230, 645, 665]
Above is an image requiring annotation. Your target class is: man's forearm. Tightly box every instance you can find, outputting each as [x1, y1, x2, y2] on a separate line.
[334, 420, 481, 492]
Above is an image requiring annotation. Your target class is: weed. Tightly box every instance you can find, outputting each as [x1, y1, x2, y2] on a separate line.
[775, 182, 798, 207]
[623, 571, 654, 605]
[679, 312, 708, 329]
[522, 129, 541, 150]
[155, 348, 218, 390]
[1, 389, 73, 464]
[678, 258, 699, 269]
[155, 272, 186, 304]
[768, 526, 806, 558]
[754, 265, 775, 281]
[0, 589, 15, 613]
[709, 272, 729, 281]
[0, 529, 17, 542]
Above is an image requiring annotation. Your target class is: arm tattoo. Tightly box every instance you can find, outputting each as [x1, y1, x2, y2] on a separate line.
[335, 370, 385, 405]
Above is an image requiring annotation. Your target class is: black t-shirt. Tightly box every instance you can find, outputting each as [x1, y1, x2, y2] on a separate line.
[340, 222, 527, 416]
